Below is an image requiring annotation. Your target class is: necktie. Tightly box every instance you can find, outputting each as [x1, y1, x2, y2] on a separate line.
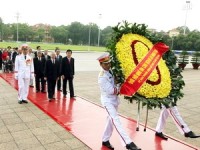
[24, 55, 26, 60]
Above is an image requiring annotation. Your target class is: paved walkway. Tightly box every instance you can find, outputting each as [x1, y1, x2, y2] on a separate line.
[0, 77, 90, 150]
[0, 51, 200, 149]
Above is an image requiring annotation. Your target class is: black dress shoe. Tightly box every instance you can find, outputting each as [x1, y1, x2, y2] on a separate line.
[184, 131, 200, 138]
[155, 132, 168, 140]
[22, 100, 28, 103]
[102, 141, 114, 150]
[41, 91, 46, 93]
[126, 142, 141, 150]
[18, 101, 23, 104]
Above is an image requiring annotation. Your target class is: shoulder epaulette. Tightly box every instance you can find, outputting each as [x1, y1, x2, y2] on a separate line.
[99, 70, 104, 77]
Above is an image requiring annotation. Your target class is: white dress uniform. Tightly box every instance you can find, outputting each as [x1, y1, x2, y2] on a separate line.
[98, 69, 132, 146]
[14, 54, 34, 101]
[156, 105, 190, 134]
[28, 52, 35, 86]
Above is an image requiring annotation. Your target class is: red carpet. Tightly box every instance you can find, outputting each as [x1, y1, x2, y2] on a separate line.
[0, 73, 198, 150]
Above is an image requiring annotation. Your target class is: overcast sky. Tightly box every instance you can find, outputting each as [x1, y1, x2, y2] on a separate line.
[0, 0, 199, 31]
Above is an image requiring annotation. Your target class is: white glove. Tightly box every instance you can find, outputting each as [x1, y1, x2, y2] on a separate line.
[116, 84, 121, 94]
[15, 75, 18, 80]
[14, 73, 18, 80]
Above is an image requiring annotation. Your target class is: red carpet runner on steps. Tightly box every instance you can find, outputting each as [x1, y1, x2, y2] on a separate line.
[0, 73, 198, 150]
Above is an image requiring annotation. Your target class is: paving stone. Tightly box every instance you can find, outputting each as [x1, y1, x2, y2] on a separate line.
[54, 131, 75, 140]
[25, 146, 46, 150]
[15, 137, 42, 150]
[25, 120, 46, 129]
[3, 117, 23, 125]
[31, 126, 52, 136]
[44, 141, 71, 150]
[0, 133, 13, 144]
[17, 111, 39, 122]
[35, 133, 61, 145]
[7, 123, 29, 132]
[47, 123, 66, 133]
[12, 107, 29, 113]
[0, 141, 19, 150]
[0, 112, 18, 119]
[64, 138, 86, 149]
[0, 125, 9, 134]
[11, 130, 34, 140]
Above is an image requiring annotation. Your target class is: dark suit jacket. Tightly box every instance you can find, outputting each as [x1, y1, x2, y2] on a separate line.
[56, 55, 62, 75]
[34, 51, 44, 58]
[12, 51, 18, 63]
[44, 59, 60, 80]
[61, 57, 75, 77]
[33, 57, 46, 76]
[44, 54, 50, 61]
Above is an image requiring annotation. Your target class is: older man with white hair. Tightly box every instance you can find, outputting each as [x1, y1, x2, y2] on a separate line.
[44, 52, 60, 101]
[14, 44, 34, 104]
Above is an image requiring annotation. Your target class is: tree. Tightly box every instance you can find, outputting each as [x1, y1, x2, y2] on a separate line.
[50, 25, 68, 43]
[67, 22, 85, 45]
[0, 17, 3, 41]
[101, 26, 113, 46]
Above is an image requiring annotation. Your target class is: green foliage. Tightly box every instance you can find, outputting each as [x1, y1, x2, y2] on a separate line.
[191, 51, 200, 64]
[107, 21, 185, 109]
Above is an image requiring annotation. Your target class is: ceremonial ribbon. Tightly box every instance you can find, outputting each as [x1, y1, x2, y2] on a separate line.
[120, 42, 169, 96]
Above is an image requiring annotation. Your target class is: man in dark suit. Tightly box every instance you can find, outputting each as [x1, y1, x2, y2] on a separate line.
[0, 49, 2, 70]
[61, 49, 75, 98]
[12, 47, 18, 64]
[33, 51, 46, 93]
[44, 50, 50, 61]
[44, 52, 60, 101]
[34, 46, 44, 58]
[55, 48, 62, 91]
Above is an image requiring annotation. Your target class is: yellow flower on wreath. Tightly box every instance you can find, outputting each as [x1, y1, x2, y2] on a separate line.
[116, 33, 171, 98]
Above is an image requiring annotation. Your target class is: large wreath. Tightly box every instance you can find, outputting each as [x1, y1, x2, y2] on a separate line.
[107, 21, 185, 109]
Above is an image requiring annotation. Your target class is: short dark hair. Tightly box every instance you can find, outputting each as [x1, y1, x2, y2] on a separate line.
[66, 49, 72, 53]
[55, 47, 60, 52]
[36, 46, 40, 50]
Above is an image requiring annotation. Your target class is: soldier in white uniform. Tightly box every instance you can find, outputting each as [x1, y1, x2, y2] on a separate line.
[97, 53, 141, 150]
[155, 105, 200, 140]
[28, 48, 35, 87]
[14, 44, 34, 104]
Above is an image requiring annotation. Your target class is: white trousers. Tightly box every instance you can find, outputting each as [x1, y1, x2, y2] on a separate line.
[102, 103, 132, 146]
[18, 78, 30, 101]
[156, 105, 190, 134]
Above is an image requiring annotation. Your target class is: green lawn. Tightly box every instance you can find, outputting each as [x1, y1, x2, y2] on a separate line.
[0, 41, 107, 52]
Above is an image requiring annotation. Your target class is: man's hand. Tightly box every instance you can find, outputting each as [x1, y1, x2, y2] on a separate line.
[62, 75, 65, 80]
[44, 77, 47, 80]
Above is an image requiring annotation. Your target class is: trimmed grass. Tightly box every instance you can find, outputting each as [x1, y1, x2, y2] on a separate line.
[0, 41, 107, 52]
